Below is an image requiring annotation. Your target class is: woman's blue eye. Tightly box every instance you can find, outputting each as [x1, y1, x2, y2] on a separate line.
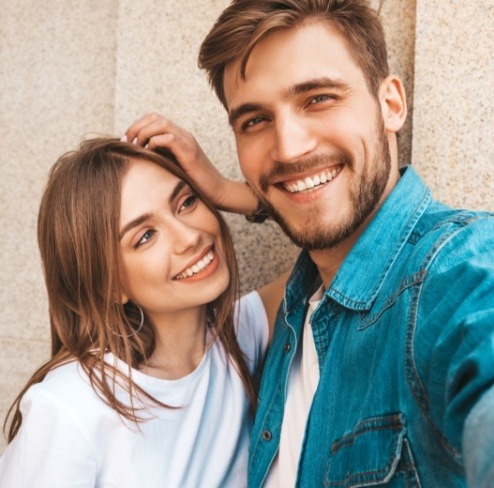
[134, 229, 154, 249]
[181, 195, 198, 211]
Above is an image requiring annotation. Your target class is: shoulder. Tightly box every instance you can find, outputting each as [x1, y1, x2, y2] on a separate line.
[403, 205, 494, 284]
[27, 360, 94, 407]
[234, 291, 269, 370]
[412, 209, 494, 279]
[1, 361, 100, 486]
[21, 359, 115, 438]
[413, 203, 494, 251]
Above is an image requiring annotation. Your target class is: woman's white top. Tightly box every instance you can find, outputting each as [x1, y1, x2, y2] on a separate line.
[0, 291, 268, 488]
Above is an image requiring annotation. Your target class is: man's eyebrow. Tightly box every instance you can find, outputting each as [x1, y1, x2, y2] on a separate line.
[228, 103, 263, 127]
[119, 180, 188, 240]
[228, 77, 349, 127]
[287, 77, 350, 97]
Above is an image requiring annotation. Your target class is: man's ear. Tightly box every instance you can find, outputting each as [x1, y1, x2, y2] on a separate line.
[379, 75, 407, 133]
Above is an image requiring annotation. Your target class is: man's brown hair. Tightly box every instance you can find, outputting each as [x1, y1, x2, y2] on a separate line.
[199, 0, 389, 107]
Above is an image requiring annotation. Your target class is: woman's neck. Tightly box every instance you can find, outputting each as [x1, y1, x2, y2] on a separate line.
[142, 307, 208, 380]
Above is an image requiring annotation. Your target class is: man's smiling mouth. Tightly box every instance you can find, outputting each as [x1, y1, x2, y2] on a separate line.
[281, 165, 343, 193]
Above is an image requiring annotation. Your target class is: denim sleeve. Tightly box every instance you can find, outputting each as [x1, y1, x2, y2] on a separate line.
[463, 385, 494, 487]
[414, 216, 494, 459]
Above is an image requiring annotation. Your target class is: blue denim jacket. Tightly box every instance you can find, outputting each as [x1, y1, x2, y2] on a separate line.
[249, 166, 494, 487]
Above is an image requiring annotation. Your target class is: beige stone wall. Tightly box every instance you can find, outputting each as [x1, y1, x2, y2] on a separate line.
[1, 1, 492, 451]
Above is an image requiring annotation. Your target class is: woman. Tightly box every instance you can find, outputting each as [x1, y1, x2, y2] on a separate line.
[0, 138, 282, 487]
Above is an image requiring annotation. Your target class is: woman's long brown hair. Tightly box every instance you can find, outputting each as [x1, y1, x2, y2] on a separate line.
[4, 138, 255, 442]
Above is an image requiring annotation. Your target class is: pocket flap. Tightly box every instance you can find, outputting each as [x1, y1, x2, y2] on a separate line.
[325, 413, 407, 487]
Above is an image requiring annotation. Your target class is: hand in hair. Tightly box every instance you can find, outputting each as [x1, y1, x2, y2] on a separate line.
[122, 113, 258, 215]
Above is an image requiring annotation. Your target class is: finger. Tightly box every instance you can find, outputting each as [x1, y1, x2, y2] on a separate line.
[147, 133, 195, 164]
[137, 119, 191, 149]
[123, 113, 163, 144]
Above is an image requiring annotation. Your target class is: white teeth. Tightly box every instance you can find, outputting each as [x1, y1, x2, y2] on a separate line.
[304, 177, 315, 189]
[176, 250, 214, 280]
[282, 166, 342, 193]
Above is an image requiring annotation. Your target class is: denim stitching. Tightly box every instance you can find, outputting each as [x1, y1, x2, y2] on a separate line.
[404, 222, 476, 464]
[327, 189, 432, 311]
[324, 414, 406, 487]
[358, 270, 427, 330]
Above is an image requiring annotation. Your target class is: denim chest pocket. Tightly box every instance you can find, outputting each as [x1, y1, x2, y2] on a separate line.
[324, 414, 421, 487]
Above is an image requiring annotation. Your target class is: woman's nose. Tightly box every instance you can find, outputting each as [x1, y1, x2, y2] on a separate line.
[169, 218, 202, 255]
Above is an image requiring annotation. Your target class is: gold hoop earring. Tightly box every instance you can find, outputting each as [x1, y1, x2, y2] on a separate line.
[131, 302, 145, 335]
[113, 301, 145, 338]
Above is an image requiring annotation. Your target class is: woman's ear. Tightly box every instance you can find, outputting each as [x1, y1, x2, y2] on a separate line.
[379, 75, 407, 133]
[120, 291, 129, 304]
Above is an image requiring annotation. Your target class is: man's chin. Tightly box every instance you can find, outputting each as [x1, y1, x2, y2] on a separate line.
[269, 205, 367, 251]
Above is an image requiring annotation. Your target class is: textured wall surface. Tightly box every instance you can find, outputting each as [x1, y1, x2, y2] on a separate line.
[1, 0, 493, 452]
[0, 0, 119, 451]
[413, 0, 494, 209]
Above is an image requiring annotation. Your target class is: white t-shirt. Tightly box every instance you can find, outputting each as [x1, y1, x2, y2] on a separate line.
[264, 285, 323, 487]
[0, 291, 268, 488]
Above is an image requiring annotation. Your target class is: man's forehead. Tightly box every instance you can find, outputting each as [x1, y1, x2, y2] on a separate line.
[222, 23, 365, 110]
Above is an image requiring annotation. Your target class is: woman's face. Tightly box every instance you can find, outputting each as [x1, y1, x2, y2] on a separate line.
[118, 158, 230, 322]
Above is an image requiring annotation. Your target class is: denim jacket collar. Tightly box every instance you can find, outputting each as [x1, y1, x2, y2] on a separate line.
[285, 166, 432, 313]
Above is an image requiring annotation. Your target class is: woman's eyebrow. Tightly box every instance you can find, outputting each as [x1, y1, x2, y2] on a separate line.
[119, 213, 152, 241]
[168, 180, 188, 203]
[119, 180, 188, 240]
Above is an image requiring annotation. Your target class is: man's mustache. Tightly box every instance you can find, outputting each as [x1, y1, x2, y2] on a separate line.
[259, 151, 352, 193]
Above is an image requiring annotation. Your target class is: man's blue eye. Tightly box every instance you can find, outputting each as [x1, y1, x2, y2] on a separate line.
[311, 95, 330, 103]
[243, 116, 267, 131]
[248, 117, 264, 126]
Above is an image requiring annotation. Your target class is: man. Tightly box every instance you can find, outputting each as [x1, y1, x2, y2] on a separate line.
[125, 1, 494, 486]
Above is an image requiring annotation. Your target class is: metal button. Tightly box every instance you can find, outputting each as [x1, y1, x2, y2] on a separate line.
[262, 430, 272, 441]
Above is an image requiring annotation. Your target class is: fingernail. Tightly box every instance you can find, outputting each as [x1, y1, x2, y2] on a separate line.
[132, 137, 138, 144]
[120, 135, 127, 142]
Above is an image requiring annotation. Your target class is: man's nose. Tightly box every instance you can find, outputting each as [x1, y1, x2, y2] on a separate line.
[270, 113, 317, 164]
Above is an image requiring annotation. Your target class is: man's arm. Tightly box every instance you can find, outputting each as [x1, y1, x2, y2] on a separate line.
[415, 215, 494, 484]
[123, 113, 259, 215]
[463, 386, 494, 487]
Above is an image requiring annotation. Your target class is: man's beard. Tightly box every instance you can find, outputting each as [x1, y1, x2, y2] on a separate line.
[256, 118, 392, 251]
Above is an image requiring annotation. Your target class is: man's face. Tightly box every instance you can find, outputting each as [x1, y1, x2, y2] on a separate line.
[223, 22, 400, 250]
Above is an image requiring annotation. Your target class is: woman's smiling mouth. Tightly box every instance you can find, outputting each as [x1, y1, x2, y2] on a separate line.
[174, 248, 217, 280]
